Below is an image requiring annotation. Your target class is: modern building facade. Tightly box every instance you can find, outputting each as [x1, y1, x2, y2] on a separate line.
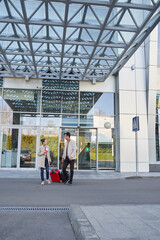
[0, 0, 160, 172]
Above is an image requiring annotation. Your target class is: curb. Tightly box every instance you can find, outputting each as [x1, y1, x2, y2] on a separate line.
[69, 205, 100, 240]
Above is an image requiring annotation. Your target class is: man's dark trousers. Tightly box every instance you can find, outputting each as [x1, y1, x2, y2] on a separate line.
[62, 157, 75, 183]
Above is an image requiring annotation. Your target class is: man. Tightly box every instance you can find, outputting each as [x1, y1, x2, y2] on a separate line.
[62, 132, 76, 184]
[38, 138, 51, 185]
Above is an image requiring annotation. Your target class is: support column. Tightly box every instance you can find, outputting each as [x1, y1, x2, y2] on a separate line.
[118, 45, 149, 172]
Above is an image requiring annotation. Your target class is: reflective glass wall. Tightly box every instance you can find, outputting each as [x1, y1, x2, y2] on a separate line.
[0, 78, 115, 170]
[158, 23, 160, 67]
[156, 93, 160, 161]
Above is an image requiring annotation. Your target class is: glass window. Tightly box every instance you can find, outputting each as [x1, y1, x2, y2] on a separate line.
[20, 128, 37, 168]
[158, 23, 160, 67]
[79, 128, 96, 170]
[0, 88, 2, 111]
[156, 93, 160, 161]
[80, 92, 114, 115]
[98, 128, 115, 170]
[0, 78, 3, 87]
[2, 112, 13, 125]
[80, 115, 94, 127]
[92, 116, 114, 128]
[1, 128, 18, 168]
[40, 127, 59, 168]
[3, 89, 41, 112]
[42, 79, 79, 90]
[41, 114, 61, 127]
[62, 115, 78, 127]
[20, 113, 41, 126]
[42, 90, 78, 114]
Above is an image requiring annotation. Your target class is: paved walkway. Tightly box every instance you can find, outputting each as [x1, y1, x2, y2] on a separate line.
[0, 210, 75, 240]
[70, 205, 160, 240]
[1, 169, 160, 179]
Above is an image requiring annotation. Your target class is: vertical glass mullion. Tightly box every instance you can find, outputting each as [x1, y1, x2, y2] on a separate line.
[58, 127, 61, 169]
[17, 127, 21, 169]
[40, 89, 42, 127]
[96, 128, 98, 171]
[78, 90, 80, 127]
[0, 126, 2, 168]
[0, 90, 2, 125]
[77, 127, 79, 170]
[36, 127, 40, 170]
[1, 87, 4, 113]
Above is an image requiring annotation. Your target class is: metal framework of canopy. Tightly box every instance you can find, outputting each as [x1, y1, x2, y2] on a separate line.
[0, 0, 160, 82]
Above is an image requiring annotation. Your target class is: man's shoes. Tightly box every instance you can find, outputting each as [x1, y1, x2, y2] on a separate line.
[64, 179, 69, 184]
[65, 180, 72, 185]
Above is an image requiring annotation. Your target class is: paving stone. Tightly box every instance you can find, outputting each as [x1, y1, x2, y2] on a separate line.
[81, 205, 160, 240]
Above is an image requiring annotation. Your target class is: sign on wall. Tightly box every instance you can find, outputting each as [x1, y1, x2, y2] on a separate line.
[132, 116, 140, 132]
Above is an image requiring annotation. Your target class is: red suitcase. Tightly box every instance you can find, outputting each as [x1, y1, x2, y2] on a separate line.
[50, 169, 60, 182]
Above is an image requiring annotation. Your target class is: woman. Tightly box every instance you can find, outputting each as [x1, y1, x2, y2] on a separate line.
[38, 138, 51, 185]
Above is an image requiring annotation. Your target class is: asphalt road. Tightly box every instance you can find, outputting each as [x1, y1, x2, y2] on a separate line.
[0, 177, 160, 206]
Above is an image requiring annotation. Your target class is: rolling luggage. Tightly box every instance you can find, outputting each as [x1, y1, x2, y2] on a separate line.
[50, 169, 60, 182]
[60, 170, 70, 183]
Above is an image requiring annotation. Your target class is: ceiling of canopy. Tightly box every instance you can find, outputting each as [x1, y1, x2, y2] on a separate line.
[0, 0, 160, 82]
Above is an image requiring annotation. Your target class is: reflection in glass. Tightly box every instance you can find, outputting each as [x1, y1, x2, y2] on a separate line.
[158, 23, 160, 67]
[42, 90, 78, 113]
[0, 88, 2, 124]
[93, 116, 114, 128]
[42, 79, 79, 90]
[0, 78, 3, 87]
[80, 92, 114, 115]
[98, 128, 115, 169]
[20, 128, 37, 168]
[2, 112, 13, 125]
[3, 89, 41, 112]
[41, 114, 61, 127]
[59, 128, 77, 169]
[156, 94, 160, 161]
[20, 113, 40, 126]
[62, 115, 78, 127]
[80, 115, 93, 127]
[79, 129, 96, 170]
[40, 127, 59, 168]
[1, 128, 18, 168]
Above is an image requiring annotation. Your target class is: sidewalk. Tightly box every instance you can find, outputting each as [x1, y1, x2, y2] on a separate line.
[70, 205, 160, 240]
[0, 169, 160, 179]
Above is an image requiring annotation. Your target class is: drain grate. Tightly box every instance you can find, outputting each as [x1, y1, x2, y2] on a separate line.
[0, 207, 70, 212]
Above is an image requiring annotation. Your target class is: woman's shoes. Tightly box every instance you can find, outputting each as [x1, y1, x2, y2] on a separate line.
[41, 180, 51, 185]
[47, 179, 51, 184]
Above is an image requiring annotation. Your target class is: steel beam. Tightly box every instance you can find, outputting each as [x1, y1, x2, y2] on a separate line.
[20, 0, 38, 78]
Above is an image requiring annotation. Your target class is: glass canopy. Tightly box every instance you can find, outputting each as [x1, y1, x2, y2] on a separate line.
[0, 0, 160, 82]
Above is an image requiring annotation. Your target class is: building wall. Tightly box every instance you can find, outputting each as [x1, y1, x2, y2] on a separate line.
[147, 27, 159, 163]
[79, 75, 115, 92]
[117, 26, 159, 172]
[4, 78, 42, 89]
[118, 45, 149, 172]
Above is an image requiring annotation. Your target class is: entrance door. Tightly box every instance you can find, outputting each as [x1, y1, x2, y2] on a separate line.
[59, 127, 97, 170]
[79, 128, 97, 170]
[59, 128, 78, 169]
